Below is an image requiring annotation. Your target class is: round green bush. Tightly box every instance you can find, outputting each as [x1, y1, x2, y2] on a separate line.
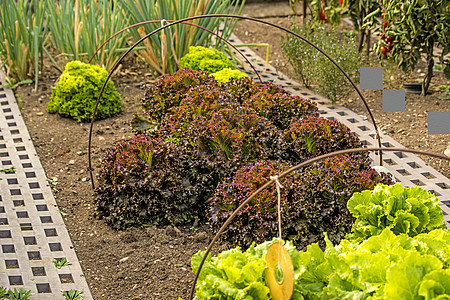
[46, 61, 122, 122]
[347, 183, 446, 241]
[179, 46, 233, 73]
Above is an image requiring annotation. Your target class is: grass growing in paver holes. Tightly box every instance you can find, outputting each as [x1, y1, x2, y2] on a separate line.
[62, 290, 83, 300]
[0, 287, 32, 300]
[53, 257, 72, 269]
[0, 167, 15, 174]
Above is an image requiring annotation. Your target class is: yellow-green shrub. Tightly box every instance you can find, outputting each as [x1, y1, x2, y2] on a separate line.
[47, 61, 122, 122]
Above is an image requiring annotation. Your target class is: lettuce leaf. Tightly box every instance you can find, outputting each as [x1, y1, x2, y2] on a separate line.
[293, 228, 450, 300]
[347, 184, 445, 241]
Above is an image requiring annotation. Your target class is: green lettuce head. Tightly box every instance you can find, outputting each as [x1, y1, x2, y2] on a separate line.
[47, 61, 122, 122]
[347, 183, 445, 241]
[179, 46, 233, 74]
[212, 68, 248, 83]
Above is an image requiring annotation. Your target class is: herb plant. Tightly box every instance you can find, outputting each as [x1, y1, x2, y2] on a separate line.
[282, 22, 363, 102]
[46, 61, 122, 122]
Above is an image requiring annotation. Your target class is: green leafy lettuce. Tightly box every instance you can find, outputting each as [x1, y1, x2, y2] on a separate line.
[347, 183, 445, 241]
[47, 60, 122, 122]
[192, 228, 450, 299]
[294, 228, 450, 299]
[191, 239, 302, 300]
[179, 46, 233, 74]
[211, 68, 248, 83]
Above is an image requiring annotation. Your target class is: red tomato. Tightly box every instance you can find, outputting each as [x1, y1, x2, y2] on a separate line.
[319, 9, 327, 22]
[382, 52, 387, 60]
[388, 44, 393, 51]
[381, 12, 386, 19]
[383, 21, 389, 28]
[387, 36, 393, 44]
[401, 11, 405, 18]
[339, 0, 344, 4]
[381, 46, 388, 54]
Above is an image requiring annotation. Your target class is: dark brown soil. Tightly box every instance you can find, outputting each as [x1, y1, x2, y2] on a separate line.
[14, 3, 449, 299]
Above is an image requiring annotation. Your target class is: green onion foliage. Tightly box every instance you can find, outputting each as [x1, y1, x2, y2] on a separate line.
[118, 0, 245, 75]
[0, 0, 48, 89]
[46, 0, 129, 70]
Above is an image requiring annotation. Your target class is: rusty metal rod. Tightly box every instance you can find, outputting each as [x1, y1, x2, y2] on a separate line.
[88, 14, 383, 189]
[188, 146, 450, 299]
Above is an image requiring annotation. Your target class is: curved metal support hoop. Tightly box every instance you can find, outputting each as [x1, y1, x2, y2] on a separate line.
[88, 14, 383, 189]
[87, 17, 263, 190]
[87, 19, 261, 81]
[188, 147, 450, 299]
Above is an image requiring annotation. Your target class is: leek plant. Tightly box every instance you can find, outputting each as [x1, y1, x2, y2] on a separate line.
[46, 0, 130, 71]
[0, 0, 48, 90]
[119, 0, 245, 75]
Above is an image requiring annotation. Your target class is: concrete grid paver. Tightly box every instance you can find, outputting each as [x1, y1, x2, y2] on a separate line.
[0, 72, 92, 299]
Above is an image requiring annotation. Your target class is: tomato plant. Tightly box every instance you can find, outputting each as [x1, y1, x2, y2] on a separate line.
[290, 0, 347, 25]
[363, 0, 450, 95]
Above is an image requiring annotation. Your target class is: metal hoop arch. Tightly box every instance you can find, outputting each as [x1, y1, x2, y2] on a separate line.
[188, 147, 450, 299]
[87, 19, 262, 82]
[88, 14, 383, 189]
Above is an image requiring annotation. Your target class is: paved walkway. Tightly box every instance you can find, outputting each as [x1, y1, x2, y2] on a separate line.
[0, 72, 92, 299]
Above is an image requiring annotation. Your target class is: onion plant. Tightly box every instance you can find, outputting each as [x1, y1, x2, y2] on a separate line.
[0, 0, 48, 89]
[119, 0, 245, 75]
[46, 0, 130, 71]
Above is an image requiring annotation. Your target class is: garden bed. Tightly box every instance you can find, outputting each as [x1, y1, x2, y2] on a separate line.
[12, 3, 449, 299]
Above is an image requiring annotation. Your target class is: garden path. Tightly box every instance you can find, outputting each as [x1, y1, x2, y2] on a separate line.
[0, 71, 92, 299]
